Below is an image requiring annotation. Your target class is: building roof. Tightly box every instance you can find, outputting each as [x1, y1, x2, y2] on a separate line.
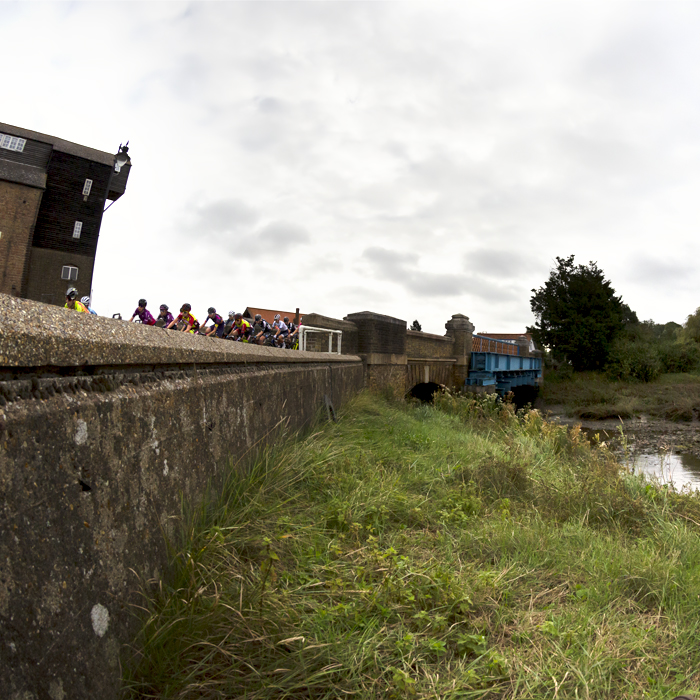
[0, 122, 118, 167]
[243, 307, 302, 324]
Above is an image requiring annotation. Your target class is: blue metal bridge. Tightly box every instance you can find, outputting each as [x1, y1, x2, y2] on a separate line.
[466, 335, 542, 394]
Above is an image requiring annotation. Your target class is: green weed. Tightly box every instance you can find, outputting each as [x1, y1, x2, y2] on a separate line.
[123, 391, 700, 699]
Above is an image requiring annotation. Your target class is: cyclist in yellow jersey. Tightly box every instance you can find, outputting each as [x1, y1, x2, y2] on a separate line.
[166, 303, 199, 333]
[229, 312, 252, 341]
[64, 287, 88, 312]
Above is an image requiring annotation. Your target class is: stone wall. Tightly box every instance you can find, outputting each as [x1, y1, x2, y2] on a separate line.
[406, 329, 454, 359]
[0, 294, 364, 699]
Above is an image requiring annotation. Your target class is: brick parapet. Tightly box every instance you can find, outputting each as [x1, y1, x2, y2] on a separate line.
[345, 311, 406, 356]
[406, 329, 454, 359]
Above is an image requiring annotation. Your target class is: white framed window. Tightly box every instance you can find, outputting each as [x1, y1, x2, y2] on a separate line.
[0, 133, 27, 152]
[72, 221, 83, 239]
[61, 266, 78, 281]
[82, 179, 93, 196]
[114, 162, 121, 173]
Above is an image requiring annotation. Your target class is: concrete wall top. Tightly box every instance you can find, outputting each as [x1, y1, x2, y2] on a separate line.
[345, 311, 406, 327]
[0, 294, 359, 369]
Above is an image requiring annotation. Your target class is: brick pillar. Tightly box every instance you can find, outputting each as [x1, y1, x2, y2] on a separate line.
[445, 314, 475, 388]
[344, 311, 407, 396]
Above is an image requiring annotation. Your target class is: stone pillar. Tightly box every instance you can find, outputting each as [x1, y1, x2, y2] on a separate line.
[445, 314, 475, 388]
[516, 335, 530, 357]
[345, 311, 407, 396]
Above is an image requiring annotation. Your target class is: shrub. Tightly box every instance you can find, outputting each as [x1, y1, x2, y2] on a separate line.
[606, 339, 661, 382]
[658, 341, 700, 374]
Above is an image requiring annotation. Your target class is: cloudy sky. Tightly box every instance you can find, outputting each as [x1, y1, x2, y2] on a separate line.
[3, 1, 700, 334]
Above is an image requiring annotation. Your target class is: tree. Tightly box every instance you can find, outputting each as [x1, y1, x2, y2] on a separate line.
[529, 255, 637, 371]
[682, 307, 700, 343]
[410, 320, 422, 332]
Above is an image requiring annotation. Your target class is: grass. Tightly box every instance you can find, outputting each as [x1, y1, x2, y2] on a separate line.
[541, 369, 700, 421]
[122, 391, 700, 699]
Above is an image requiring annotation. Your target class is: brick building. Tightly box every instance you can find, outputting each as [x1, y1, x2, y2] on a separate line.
[0, 122, 131, 305]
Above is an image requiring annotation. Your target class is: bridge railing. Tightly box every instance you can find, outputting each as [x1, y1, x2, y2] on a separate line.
[299, 326, 343, 354]
[471, 334, 519, 356]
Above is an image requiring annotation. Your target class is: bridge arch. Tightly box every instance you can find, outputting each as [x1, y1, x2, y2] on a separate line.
[407, 381, 441, 402]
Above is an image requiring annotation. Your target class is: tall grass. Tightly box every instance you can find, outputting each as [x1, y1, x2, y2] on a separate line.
[123, 392, 700, 699]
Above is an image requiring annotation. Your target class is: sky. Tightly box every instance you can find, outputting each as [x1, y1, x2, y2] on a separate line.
[2, 1, 700, 335]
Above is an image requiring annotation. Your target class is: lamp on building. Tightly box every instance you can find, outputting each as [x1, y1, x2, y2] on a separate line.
[103, 142, 131, 212]
[114, 142, 130, 171]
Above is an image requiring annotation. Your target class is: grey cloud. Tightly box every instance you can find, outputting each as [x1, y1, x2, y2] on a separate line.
[187, 199, 260, 236]
[409, 273, 466, 298]
[256, 96, 286, 114]
[179, 204, 309, 256]
[361, 246, 518, 302]
[362, 247, 418, 269]
[465, 249, 540, 278]
[624, 256, 695, 285]
[254, 221, 310, 251]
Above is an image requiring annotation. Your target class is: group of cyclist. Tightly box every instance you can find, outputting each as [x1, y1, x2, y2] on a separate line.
[64, 288, 300, 349]
[128, 298, 301, 348]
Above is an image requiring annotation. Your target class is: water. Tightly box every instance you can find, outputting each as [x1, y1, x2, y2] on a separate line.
[576, 425, 700, 490]
[625, 451, 700, 491]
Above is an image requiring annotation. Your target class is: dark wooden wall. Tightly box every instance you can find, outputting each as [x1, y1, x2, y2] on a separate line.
[31, 152, 111, 257]
[0, 137, 51, 169]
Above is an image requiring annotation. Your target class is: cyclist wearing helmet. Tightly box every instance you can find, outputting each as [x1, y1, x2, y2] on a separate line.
[81, 296, 97, 315]
[200, 307, 226, 338]
[64, 288, 88, 312]
[129, 299, 156, 325]
[272, 313, 289, 346]
[287, 318, 301, 349]
[166, 303, 199, 333]
[156, 304, 174, 328]
[229, 312, 252, 341]
[222, 311, 237, 338]
[252, 313, 271, 345]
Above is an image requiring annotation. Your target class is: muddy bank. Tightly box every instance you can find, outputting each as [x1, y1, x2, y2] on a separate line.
[540, 402, 700, 459]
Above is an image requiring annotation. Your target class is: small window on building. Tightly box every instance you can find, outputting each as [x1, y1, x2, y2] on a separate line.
[72, 221, 83, 239]
[82, 179, 93, 196]
[61, 266, 79, 281]
[114, 162, 121, 173]
[0, 133, 26, 152]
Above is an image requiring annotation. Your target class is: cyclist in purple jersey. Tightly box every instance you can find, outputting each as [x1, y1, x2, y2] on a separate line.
[129, 299, 156, 325]
[201, 307, 226, 337]
[156, 304, 174, 328]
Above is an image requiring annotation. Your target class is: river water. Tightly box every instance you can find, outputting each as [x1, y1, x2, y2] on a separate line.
[628, 451, 700, 490]
[547, 412, 700, 491]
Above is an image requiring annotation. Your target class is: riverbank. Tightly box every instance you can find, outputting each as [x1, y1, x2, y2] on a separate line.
[538, 370, 700, 459]
[124, 392, 700, 699]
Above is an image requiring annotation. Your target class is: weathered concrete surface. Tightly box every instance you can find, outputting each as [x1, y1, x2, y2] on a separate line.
[0, 294, 354, 369]
[0, 294, 363, 699]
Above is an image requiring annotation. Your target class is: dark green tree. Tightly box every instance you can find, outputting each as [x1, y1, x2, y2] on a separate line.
[410, 320, 422, 331]
[529, 256, 637, 371]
